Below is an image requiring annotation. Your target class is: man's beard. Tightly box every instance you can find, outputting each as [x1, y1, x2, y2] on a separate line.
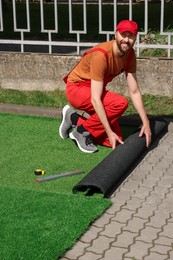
[116, 40, 131, 54]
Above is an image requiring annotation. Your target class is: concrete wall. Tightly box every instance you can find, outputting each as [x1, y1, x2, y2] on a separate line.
[0, 52, 173, 97]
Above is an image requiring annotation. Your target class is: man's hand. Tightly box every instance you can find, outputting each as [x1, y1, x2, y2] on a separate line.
[139, 122, 152, 148]
[108, 131, 124, 150]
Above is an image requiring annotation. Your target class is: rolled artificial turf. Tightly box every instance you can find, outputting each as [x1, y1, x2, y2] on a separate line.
[73, 117, 168, 198]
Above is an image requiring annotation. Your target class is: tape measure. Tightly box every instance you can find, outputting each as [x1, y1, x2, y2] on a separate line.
[35, 169, 45, 175]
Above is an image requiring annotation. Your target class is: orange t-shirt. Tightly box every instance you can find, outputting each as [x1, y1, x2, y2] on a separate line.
[67, 40, 136, 83]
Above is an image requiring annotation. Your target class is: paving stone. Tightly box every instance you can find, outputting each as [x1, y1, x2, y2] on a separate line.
[159, 176, 173, 187]
[130, 168, 150, 181]
[145, 193, 164, 207]
[145, 169, 165, 178]
[132, 186, 151, 200]
[169, 250, 173, 260]
[135, 163, 154, 172]
[121, 179, 140, 191]
[157, 197, 173, 215]
[140, 177, 158, 189]
[112, 189, 134, 203]
[93, 213, 112, 228]
[168, 213, 173, 222]
[112, 231, 137, 248]
[78, 252, 102, 260]
[123, 217, 148, 233]
[144, 252, 168, 260]
[112, 208, 134, 223]
[156, 143, 172, 152]
[124, 258, 139, 260]
[100, 221, 125, 238]
[80, 226, 103, 243]
[166, 168, 173, 175]
[157, 205, 173, 218]
[152, 185, 171, 196]
[154, 161, 171, 170]
[87, 235, 115, 254]
[103, 246, 127, 260]
[150, 244, 172, 255]
[159, 223, 173, 239]
[122, 197, 144, 211]
[154, 236, 173, 247]
[136, 226, 160, 243]
[168, 123, 173, 131]
[125, 241, 152, 259]
[143, 160, 157, 167]
[145, 151, 162, 160]
[63, 241, 89, 260]
[106, 200, 123, 213]
[163, 158, 173, 165]
[134, 204, 154, 219]
[146, 211, 168, 228]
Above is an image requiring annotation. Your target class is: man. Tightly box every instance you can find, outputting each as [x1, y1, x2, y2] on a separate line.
[59, 20, 152, 153]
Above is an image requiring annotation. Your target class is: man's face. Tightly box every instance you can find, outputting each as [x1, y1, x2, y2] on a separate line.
[115, 31, 136, 54]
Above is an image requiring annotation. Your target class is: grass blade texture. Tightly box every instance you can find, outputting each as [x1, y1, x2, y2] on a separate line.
[0, 113, 111, 260]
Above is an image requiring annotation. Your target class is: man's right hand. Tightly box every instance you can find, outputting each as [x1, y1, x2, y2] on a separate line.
[108, 131, 124, 150]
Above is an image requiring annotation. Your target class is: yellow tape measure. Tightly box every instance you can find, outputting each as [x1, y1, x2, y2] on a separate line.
[34, 169, 45, 175]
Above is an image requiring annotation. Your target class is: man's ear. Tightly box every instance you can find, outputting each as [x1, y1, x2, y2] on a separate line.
[114, 31, 117, 39]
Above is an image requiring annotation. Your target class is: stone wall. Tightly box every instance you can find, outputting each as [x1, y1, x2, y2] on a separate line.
[0, 52, 173, 97]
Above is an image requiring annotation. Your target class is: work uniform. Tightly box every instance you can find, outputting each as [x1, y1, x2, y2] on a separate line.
[64, 40, 136, 147]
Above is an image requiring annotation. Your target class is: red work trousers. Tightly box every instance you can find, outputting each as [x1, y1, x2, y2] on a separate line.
[66, 81, 128, 147]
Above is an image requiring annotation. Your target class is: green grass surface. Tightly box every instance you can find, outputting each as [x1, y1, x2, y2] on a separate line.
[0, 113, 112, 259]
[1, 89, 173, 116]
[0, 89, 67, 109]
[1, 186, 110, 260]
[0, 113, 112, 192]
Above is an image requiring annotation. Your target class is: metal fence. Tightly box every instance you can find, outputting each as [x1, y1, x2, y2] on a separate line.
[0, 0, 173, 57]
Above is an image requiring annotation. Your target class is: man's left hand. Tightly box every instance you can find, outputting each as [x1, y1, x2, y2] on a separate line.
[139, 122, 152, 148]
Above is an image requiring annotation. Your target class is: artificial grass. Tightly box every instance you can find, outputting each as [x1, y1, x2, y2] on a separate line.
[0, 113, 111, 192]
[0, 113, 112, 259]
[0, 186, 110, 260]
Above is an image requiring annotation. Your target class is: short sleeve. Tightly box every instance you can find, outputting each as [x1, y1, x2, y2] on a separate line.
[125, 49, 136, 73]
[90, 51, 108, 81]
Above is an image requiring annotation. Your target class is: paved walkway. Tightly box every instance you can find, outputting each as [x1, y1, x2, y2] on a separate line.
[1, 104, 173, 260]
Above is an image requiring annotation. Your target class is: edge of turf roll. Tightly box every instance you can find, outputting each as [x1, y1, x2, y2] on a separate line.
[73, 117, 168, 198]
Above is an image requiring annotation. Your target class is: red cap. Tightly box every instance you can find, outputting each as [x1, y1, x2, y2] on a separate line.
[116, 20, 138, 36]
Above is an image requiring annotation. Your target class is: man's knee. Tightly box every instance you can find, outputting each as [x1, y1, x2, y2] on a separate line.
[112, 95, 128, 112]
[121, 96, 128, 111]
